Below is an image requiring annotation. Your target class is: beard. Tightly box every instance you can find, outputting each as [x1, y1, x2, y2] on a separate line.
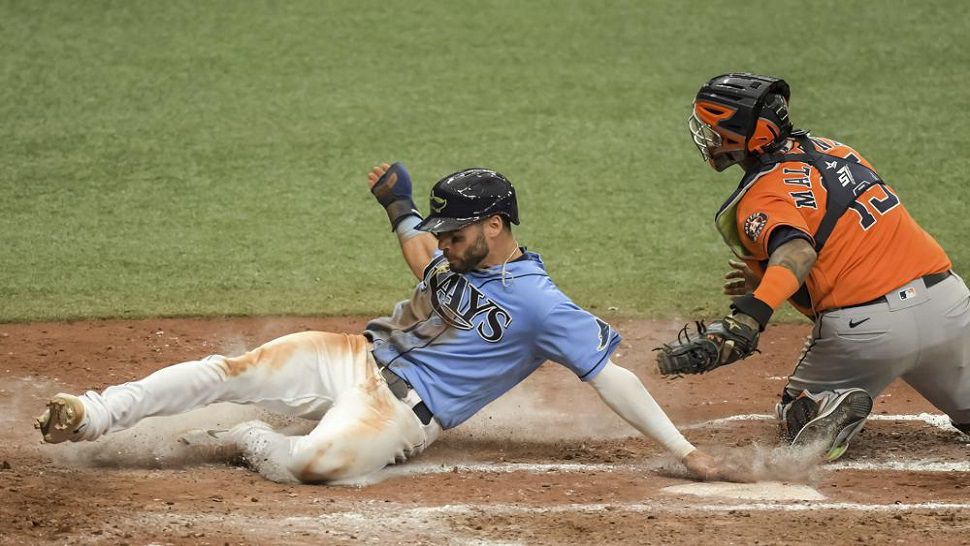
[447, 231, 490, 273]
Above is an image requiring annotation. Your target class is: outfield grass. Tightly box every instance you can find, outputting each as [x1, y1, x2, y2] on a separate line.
[2, 0, 968, 322]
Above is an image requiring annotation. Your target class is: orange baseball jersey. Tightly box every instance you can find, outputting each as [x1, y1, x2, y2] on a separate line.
[716, 134, 950, 314]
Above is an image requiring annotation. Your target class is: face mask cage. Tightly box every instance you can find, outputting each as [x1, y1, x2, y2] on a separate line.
[688, 113, 722, 162]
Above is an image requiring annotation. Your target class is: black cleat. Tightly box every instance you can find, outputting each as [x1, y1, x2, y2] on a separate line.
[791, 388, 872, 461]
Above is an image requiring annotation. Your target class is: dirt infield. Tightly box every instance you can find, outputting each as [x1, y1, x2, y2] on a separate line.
[2, 317, 969, 545]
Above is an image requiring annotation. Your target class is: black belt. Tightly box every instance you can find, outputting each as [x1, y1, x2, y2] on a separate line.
[380, 366, 434, 426]
[837, 271, 952, 310]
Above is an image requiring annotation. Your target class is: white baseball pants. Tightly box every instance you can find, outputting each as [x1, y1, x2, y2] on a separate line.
[74, 331, 440, 483]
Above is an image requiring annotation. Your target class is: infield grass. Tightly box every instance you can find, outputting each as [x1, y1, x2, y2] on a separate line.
[2, 0, 968, 322]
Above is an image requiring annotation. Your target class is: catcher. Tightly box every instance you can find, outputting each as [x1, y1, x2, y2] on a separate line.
[657, 73, 970, 461]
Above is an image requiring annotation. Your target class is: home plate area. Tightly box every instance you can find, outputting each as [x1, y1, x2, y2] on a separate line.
[6, 319, 970, 544]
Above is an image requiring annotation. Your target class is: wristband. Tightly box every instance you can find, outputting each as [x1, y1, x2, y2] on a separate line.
[730, 295, 773, 331]
[385, 200, 420, 231]
[370, 162, 419, 231]
[731, 265, 802, 330]
[395, 214, 424, 241]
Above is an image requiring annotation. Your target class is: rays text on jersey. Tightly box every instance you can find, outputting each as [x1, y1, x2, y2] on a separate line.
[429, 269, 512, 343]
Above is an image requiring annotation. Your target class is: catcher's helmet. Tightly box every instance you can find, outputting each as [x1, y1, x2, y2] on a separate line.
[689, 73, 793, 171]
[415, 168, 519, 233]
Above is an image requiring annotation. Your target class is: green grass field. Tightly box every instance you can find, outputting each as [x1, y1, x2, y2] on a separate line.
[2, 0, 968, 322]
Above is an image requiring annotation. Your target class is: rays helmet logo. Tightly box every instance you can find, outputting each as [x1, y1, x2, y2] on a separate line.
[743, 212, 768, 242]
[430, 195, 448, 213]
[428, 260, 512, 342]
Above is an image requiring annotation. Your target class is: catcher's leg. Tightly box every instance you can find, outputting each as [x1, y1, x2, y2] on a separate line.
[230, 372, 439, 484]
[37, 331, 360, 443]
[898, 273, 970, 434]
[777, 302, 917, 460]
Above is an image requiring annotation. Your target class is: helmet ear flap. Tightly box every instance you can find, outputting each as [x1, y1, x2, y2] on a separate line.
[748, 118, 782, 154]
[748, 93, 792, 153]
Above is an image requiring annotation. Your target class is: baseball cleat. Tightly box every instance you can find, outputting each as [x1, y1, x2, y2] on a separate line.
[783, 395, 819, 442]
[791, 388, 872, 461]
[177, 428, 242, 459]
[953, 421, 970, 436]
[35, 393, 87, 444]
[177, 428, 230, 447]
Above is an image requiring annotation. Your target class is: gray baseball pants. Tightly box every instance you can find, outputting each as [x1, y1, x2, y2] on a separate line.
[785, 272, 970, 426]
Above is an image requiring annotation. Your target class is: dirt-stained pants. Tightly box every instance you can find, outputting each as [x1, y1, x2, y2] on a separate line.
[76, 331, 440, 483]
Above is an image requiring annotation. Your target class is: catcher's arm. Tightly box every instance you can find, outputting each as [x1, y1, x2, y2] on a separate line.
[589, 361, 724, 480]
[731, 237, 816, 331]
[656, 237, 817, 376]
[368, 162, 437, 280]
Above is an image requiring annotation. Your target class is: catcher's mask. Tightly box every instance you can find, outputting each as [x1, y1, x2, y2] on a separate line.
[689, 73, 793, 171]
[415, 168, 519, 234]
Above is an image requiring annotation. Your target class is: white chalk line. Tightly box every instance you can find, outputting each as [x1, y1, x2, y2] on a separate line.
[283, 500, 970, 522]
[131, 508, 522, 545]
[688, 412, 958, 430]
[116, 498, 970, 546]
[125, 497, 970, 537]
[832, 460, 970, 472]
[392, 458, 970, 475]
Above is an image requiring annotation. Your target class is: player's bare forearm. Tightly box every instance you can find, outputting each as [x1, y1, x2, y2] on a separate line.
[767, 238, 817, 285]
[400, 232, 437, 280]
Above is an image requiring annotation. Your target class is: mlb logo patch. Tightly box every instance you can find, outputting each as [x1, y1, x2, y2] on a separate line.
[898, 287, 917, 301]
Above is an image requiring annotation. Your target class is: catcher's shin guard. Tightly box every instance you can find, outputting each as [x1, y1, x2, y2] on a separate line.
[789, 388, 872, 461]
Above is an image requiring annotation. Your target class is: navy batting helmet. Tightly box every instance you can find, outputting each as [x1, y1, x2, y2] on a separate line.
[416, 168, 519, 233]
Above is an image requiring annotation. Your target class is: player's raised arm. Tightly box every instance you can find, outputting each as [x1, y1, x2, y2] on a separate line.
[588, 360, 730, 481]
[368, 162, 438, 279]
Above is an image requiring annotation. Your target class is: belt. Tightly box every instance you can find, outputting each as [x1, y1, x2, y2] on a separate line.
[380, 366, 434, 426]
[837, 270, 952, 311]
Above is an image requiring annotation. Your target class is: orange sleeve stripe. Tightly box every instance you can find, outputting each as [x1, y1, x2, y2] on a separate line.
[752, 265, 801, 309]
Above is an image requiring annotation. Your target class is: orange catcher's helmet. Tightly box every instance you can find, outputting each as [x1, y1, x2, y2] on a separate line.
[689, 73, 793, 171]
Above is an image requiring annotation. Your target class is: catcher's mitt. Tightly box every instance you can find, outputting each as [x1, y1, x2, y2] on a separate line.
[655, 316, 760, 375]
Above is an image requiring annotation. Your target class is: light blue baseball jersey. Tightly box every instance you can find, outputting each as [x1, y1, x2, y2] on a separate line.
[364, 250, 620, 429]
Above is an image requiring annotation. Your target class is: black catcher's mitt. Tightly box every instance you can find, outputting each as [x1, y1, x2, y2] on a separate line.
[656, 316, 760, 375]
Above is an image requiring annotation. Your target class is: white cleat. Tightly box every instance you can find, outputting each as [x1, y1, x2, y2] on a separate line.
[35, 393, 87, 444]
[177, 428, 243, 460]
[177, 428, 230, 447]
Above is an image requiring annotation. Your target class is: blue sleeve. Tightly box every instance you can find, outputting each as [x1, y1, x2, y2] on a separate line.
[534, 301, 621, 381]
